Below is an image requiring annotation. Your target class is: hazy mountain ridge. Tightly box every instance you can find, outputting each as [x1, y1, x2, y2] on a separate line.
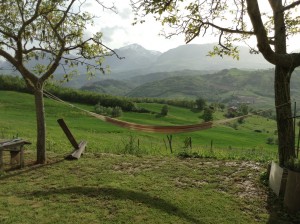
[0, 43, 273, 88]
[125, 68, 300, 108]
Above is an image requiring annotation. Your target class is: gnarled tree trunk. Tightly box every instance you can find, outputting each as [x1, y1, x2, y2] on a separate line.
[34, 85, 46, 164]
[274, 65, 295, 166]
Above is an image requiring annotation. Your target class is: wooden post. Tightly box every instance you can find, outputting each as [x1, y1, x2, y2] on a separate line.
[57, 119, 79, 149]
[57, 118, 87, 160]
[167, 135, 173, 154]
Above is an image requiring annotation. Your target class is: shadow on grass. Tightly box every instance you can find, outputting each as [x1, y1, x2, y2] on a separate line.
[29, 186, 203, 224]
[266, 190, 300, 224]
[0, 158, 65, 180]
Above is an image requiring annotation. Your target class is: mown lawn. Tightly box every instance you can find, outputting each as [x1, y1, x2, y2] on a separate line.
[0, 151, 299, 224]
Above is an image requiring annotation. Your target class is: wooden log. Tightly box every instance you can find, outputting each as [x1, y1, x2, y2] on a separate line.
[65, 141, 87, 160]
[57, 119, 79, 149]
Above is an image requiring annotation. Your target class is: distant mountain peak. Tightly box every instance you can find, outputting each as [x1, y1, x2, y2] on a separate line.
[119, 43, 162, 55]
[119, 43, 146, 51]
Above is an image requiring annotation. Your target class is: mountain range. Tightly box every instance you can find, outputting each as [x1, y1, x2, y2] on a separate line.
[2, 43, 290, 109]
[61, 43, 273, 88]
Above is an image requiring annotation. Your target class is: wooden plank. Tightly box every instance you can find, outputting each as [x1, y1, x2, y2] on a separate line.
[57, 119, 79, 149]
[0, 139, 31, 150]
[65, 141, 87, 160]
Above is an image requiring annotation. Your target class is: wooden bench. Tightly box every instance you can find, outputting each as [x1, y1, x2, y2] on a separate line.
[0, 139, 31, 170]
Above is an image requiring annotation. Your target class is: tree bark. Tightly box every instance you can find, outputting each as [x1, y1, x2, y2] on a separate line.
[274, 66, 295, 166]
[34, 85, 46, 164]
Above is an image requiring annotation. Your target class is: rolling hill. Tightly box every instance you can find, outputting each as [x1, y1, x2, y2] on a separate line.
[126, 68, 300, 109]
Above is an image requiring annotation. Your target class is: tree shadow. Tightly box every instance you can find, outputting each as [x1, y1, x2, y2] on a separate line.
[266, 190, 300, 224]
[0, 158, 65, 180]
[28, 186, 203, 224]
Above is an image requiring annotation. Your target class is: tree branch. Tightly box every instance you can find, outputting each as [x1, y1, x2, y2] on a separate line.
[203, 21, 254, 35]
[281, 0, 300, 12]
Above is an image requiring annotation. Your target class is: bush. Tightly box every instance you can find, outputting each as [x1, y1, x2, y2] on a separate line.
[111, 106, 123, 118]
[94, 103, 122, 118]
[202, 108, 213, 122]
[195, 97, 206, 112]
[266, 137, 274, 145]
[160, 105, 169, 116]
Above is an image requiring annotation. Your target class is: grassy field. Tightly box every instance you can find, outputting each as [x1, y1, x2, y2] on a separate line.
[0, 152, 299, 224]
[1, 90, 300, 223]
[0, 91, 278, 161]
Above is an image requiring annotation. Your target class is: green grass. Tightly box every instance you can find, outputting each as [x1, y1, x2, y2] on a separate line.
[1, 152, 299, 224]
[0, 90, 278, 160]
[1, 90, 300, 223]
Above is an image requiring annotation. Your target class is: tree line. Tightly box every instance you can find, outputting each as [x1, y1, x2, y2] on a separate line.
[0, 75, 197, 111]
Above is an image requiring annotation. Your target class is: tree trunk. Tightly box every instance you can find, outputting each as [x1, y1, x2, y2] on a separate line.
[274, 66, 295, 166]
[34, 85, 46, 164]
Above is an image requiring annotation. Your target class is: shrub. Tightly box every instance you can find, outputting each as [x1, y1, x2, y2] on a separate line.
[202, 108, 213, 122]
[111, 106, 123, 118]
[160, 105, 169, 116]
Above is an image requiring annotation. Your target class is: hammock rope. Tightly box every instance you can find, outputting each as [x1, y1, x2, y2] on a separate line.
[43, 90, 264, 134]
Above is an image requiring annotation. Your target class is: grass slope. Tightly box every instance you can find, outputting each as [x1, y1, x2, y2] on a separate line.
[1, 153, 299, 224]
[0, 90, 277, 161]
[0, 91, 299, 223]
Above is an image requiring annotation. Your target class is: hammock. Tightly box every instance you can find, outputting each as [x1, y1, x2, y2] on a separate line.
[43, 91, 250, 134]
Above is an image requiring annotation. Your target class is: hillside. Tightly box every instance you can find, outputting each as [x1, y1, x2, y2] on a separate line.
[80, 79, 133, 95]
[126, 68, 300, 109]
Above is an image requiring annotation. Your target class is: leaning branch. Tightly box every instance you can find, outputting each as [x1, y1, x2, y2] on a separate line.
[281, 0, 300, 12]
[205, 21, 254, 35]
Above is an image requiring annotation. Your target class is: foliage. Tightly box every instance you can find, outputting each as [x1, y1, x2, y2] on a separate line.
[202, 107, 213, 122]
[111, 106, 123, 118]
[266, 137, 275, 145]
[0, 75, 137, 111]
[94, 103, 123, 118]
[121, 134, 142, 155]
[195, 97, 206, 112]
[160, 104, 169, 116]
[238, 104, 249, 116]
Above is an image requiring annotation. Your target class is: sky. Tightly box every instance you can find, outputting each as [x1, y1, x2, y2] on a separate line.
[84, 0, 298, 53]
[85, 0, 222, 52]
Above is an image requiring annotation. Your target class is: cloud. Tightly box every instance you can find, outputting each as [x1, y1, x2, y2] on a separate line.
[118, 7, 132, 20]
[101, 26, 127, 43]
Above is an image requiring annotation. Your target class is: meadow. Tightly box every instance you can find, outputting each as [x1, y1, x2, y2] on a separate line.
[2, 90, 300, 224]
[0, 90, 278, 161]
